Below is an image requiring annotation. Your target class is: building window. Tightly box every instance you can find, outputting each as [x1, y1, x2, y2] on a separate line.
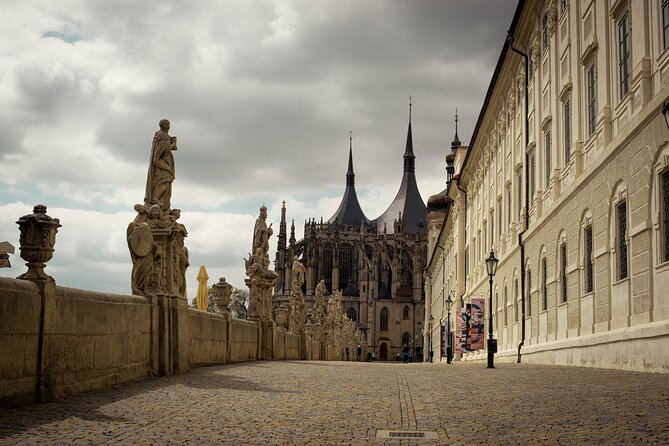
[483, 222, 487, 254]
[663, 0, 669, 50]
[617, 201, 628, 280]
[587, 62, 596, 137]
[529, 153, 536, 202]
[527, 269, 532, 316]
[507, 186, 512, 227]
[564, 100, 571, 164]
[503, 286, 508, 326]
[517, 171, 523, 220]
[543, 12, 550, 50]
[498, 201, 503, 238]
[617, 9, 630, 99]
[560, 0, 568, 15]
[664, 171, 669, 262]
[347, 307, 357, 322]
[545, 131, 552, 188]
[464, 247, 469, 280]
[380, 307, 389, 331]
[542, 257, 548, 311]
[403, 305, 410, 319]
[514, 279, 519, 322]
[560, 243, 568, 303]
[584, 225, 593, 294]
[402, 332, 410, 347]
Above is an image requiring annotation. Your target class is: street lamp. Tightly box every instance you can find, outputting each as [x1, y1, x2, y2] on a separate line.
[445, 294, 453, 364]
[429, 314, 434, 363]
[485, 249, 499, 369]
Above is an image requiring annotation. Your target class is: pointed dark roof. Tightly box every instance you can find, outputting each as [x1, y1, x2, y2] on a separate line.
[327, 134, 370, 226]
[373, 110, 427, 234]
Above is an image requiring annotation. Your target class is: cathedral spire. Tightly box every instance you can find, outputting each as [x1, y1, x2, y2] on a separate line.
[403, 98, 415, 173]
[346, 131, 354, 187]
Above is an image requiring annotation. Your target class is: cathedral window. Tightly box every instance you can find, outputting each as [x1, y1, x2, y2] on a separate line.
[347, 307, 357, 322]
[380, 307, 389, 331]
[403, 305, 410, 320]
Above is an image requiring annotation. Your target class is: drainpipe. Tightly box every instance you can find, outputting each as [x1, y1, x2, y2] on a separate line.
[508, 33, 529, 363]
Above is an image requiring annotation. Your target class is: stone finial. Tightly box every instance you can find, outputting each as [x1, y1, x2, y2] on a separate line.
[211, 277, 233, 316]
[16, 205, 61, 283]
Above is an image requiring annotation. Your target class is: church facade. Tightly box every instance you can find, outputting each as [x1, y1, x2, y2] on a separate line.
[273, 116, 428, 361]
[425, 0, 669, 372]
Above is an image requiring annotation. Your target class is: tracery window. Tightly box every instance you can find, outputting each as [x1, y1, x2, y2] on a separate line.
[403, 305, 410, 319]
[380, 307, 389, 331]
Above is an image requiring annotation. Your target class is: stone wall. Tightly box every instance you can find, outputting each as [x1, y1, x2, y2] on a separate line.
[0, 275, 323, 408]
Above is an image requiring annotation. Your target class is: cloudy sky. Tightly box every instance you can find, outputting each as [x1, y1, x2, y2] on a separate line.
[0, 0, 517, 295]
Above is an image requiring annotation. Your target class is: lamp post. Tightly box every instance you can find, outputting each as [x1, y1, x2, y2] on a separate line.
[485, 249, 499, 369]
[428, 314, 434, 363]
[445, 294, 453, 364]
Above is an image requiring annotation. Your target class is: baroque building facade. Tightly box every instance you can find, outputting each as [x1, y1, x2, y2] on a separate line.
[425, 0, 669, 372]
[274, 115, 428, 361]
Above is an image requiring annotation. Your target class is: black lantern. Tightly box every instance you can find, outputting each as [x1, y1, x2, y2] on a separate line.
[485, 249, 498, 369]
[445, 294, 454, 364]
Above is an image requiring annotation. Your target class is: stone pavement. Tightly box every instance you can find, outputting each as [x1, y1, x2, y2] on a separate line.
[1, 361, 668, 445]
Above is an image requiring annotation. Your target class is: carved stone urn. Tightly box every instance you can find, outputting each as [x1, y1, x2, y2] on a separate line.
[16, 204, 61, 282]
[211, 277, 233, 316]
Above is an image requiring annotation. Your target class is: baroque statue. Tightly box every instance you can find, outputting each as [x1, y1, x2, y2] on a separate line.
[145, 119, 177, 211]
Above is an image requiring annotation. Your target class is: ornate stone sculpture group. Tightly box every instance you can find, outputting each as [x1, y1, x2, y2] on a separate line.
[127, 120, 189, 298]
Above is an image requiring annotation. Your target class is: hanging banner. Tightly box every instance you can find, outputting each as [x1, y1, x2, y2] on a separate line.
[470, 298, 485, 350]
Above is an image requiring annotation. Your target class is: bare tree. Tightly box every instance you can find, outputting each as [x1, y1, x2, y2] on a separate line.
[229, 288, 249, 319]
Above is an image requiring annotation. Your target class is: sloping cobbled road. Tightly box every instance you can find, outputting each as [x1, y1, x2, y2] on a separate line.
[1, 361, 668, 445]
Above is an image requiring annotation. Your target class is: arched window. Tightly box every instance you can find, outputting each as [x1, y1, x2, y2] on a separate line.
[503, 286, 508, 326]
[403, 305, 410, 319]
[513, 278, 519, 322]
[380, 307, 389, 331]
[402, 332, 410, 347]
[527, 267, 532, 317]
[346, 307, 357, 322]
[541, 255, 548, 311]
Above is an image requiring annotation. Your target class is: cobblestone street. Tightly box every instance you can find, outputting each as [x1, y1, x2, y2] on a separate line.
[1, 361, 668, 445]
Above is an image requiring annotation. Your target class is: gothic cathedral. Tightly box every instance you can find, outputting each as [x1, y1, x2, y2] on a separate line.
[273, 111, 428, 361]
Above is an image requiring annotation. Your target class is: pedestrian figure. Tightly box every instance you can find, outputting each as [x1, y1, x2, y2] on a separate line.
[356, 345, 362, 361]
[345, 347, 349, 361]
[402, 344, 410, 364]
[367, 351, 372, 362]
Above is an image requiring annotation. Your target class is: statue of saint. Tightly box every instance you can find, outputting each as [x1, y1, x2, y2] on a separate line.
[127, 221, 156, 295]
[315, 279, 326, 312]
[252, 205, 273, 258]
[145, 119, 177, 211]
[291, 256, 305, 297]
